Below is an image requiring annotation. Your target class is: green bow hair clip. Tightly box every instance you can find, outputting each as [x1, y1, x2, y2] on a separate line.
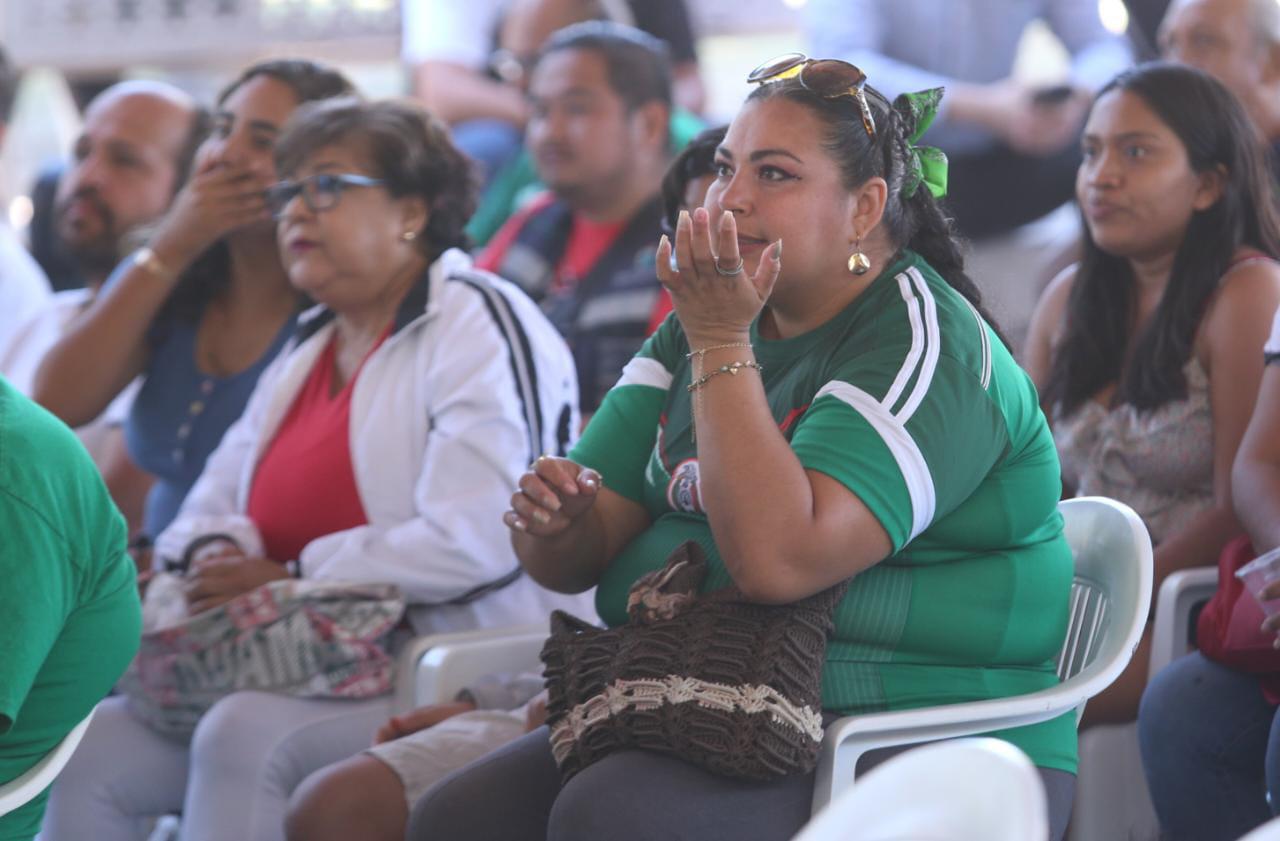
[894, 88, 948, 200]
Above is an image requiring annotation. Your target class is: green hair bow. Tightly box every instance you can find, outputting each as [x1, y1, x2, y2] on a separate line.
[894, 88, 948, 199]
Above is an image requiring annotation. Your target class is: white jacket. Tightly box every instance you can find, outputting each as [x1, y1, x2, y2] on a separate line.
[157, 249, 595, 633]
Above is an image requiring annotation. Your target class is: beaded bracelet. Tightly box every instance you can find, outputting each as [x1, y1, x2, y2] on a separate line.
[687, 360, 764, 392]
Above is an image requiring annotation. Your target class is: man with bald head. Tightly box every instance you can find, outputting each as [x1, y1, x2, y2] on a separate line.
[0, 80, 205, 530]
[1161, 0, 1280, 160]
[54, 81, 204, 288]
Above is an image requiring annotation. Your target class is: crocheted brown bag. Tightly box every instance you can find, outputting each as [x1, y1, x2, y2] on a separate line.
[541, 540, 849, 782]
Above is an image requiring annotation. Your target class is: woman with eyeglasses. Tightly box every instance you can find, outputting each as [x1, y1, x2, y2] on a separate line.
[1024, 63, 1280, 733]
[39, 98, 586, 841]
[407, 53, 1078, 841]
[34, 60, 354, 545]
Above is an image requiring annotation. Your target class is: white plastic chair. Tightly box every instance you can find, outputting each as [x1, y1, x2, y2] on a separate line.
[407, 498, 1154, 820]
[792, 738, 1049, 841]
[0, 706, 96, 816]
[1149, 565, 1218, 677]
[812, 496, 1153, 812]
[394, 622, 549, 713]
[1068, 564, 1216, 841]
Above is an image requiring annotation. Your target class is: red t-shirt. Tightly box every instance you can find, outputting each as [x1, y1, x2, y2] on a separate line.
[477, 192, 672, 331]
[246, 331, 385, 563]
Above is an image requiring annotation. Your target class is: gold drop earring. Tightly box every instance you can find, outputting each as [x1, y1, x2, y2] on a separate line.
[848, 236, 871, 275]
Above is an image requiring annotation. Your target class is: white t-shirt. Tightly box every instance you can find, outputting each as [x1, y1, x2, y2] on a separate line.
[0, 223, 52, 353]
[1267, 306, 1280, 358]
[401, 0, 505, 66]
[0, 288, 139, 465]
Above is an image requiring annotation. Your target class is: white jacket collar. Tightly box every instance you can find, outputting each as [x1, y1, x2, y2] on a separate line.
[293, 248, 474, 344]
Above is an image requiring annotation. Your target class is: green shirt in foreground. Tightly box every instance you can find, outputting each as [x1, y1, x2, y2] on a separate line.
[0, 377, 141, 840]
[571, 250, 1077, 774]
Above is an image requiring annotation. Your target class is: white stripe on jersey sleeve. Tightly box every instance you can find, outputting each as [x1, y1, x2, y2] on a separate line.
[614, 356, 674, 392]
[882, 271, 926, 412]
[895, 267, 941, 423]
[960, 296, 992, 391]
[815, 380, 937, 543]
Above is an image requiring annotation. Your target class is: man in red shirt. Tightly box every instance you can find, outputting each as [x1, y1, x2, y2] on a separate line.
[477, 22, 674, 412]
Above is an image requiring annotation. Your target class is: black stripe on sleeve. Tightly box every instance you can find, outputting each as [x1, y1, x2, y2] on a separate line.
[451, 272, 545, 463]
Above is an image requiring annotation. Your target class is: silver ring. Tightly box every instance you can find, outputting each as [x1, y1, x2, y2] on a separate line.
[714, 257, 745, 276]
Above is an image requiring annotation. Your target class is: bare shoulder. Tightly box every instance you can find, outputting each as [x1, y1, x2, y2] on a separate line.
[1201, 253, 1280, 359]
[1024, 263, 1078, 361]
[1205, 253, 1280, 326]
[1036, 263, 1079, 326]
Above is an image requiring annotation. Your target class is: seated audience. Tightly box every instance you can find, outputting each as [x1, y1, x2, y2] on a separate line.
[803, 0, 1132, 239]
[0, 377, 141, 841]
[1, 79, 205, 530]
[0, 49, 52, 352]
[477, 22, 675, 412]
[33, 60, 353, 539]
[280, 130, 725, 840]
[1160, 0, 1280, 168]
[402, 0, 703, 192]
[1024, 62, 1280, 724]
[410, 54, 1079, 841]
[39, 97, 588, 841]
[1138, 301, 1280, 841]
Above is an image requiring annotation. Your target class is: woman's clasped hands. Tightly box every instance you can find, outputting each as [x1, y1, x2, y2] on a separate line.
[182, 539, 290, 615]
[504, 456, 601, 537]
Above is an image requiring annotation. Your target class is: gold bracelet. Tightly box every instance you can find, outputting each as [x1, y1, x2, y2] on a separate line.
[686, 360, 764, 392]
[686, 341, 752, 360]
[133, 247, 175, 283]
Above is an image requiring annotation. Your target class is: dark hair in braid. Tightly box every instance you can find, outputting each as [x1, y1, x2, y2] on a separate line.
[746, 78, 1007, 346]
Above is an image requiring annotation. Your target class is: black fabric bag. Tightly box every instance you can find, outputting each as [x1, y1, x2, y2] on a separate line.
[541, 541, 848, 782]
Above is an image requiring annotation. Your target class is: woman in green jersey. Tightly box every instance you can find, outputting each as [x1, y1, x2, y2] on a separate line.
[410, 54, 1077, 841]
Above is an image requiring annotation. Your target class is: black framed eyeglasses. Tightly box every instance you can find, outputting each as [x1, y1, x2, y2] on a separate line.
[266, 173, 387, 218]
[747, 52, 878, 139]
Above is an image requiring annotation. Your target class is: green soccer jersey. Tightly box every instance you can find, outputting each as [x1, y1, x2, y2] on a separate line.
[0, 378, 141, 840]
[571, 250, 1077, 773]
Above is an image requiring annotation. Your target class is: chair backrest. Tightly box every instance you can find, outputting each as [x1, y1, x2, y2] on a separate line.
[1057, 578, 1108, 681]
[1055, 497, 1154, 709]
[795, 738, 1049, 841]
[0, 706, 96, 816]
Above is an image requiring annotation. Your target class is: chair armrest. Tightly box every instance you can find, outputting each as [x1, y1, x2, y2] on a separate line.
[392, 623, 548, 714]
[813, 685, 1089, 813]
[1148, 566, 1217, 678]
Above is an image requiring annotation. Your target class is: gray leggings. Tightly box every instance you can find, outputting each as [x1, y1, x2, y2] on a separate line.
[407, 727, 1076, 841]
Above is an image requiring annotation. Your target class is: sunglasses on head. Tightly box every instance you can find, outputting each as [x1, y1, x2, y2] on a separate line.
[747, 53, 878, 139]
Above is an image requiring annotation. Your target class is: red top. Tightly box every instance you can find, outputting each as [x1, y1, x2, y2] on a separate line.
[246, 330, 386, 563]
[477, 192, 672, 331]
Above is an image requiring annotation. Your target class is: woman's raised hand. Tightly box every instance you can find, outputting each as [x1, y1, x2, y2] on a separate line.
[504, 456, 601, 538]
[151, 149, 274, 269]
[656, 206, 781, 348]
